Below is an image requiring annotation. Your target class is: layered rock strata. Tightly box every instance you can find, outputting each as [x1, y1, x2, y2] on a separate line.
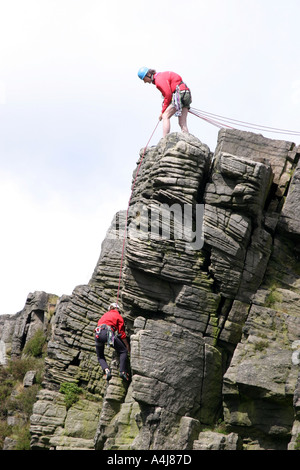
[1, 129, 300, 450]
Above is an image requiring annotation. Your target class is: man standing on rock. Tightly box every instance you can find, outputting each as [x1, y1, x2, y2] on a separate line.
[95, 303, 130, 382]
[138, 67, 192, 137]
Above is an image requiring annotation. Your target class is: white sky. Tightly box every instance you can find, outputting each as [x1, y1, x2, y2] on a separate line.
[1, 0, 300, 315]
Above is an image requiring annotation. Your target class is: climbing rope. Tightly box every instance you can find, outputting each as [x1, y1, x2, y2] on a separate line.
[116, 121, 160, 303]
[189, 107, 300, 137]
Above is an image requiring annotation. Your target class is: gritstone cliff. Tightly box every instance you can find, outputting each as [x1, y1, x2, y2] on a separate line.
[1, 129, 300, 450]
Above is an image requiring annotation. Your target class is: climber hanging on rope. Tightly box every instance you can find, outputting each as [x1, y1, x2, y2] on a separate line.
[138, 67, 192, 137]
[95, 302, 130, 382]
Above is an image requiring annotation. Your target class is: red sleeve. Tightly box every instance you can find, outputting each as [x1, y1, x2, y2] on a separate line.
[155, 74, 173, 114]
[117, 315, 127, 339]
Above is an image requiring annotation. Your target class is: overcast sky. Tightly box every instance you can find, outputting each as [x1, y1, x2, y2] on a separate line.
[1, 0, 300, 315]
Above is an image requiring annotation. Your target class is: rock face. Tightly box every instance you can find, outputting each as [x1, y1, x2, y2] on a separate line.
[1, 129, 300, 450]
[0, 291, 58, 365]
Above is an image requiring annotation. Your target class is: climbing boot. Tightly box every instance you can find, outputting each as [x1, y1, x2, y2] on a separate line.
[104, 368, 112, 382]
[119, 371, 129, 382]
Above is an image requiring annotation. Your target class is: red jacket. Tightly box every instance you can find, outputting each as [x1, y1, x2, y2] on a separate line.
[97, 309, 127, 339]
[153, 71, 189, 114]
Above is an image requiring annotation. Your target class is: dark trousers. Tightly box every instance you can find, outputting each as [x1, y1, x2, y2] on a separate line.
[95, 328, 128, 373]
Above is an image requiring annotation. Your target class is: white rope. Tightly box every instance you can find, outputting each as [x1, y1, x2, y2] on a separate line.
[189, 107, 300, 137]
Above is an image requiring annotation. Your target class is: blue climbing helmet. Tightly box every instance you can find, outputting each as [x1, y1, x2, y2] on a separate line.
[138, 67, 149, 80]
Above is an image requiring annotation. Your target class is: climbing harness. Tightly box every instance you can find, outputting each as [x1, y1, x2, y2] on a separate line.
[95, 324, 116, 347]
[189, 107, 300, 137]
[116, 120, 160, 303]
[172, 82, 190, 117]
[172, 86, 182, 116]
